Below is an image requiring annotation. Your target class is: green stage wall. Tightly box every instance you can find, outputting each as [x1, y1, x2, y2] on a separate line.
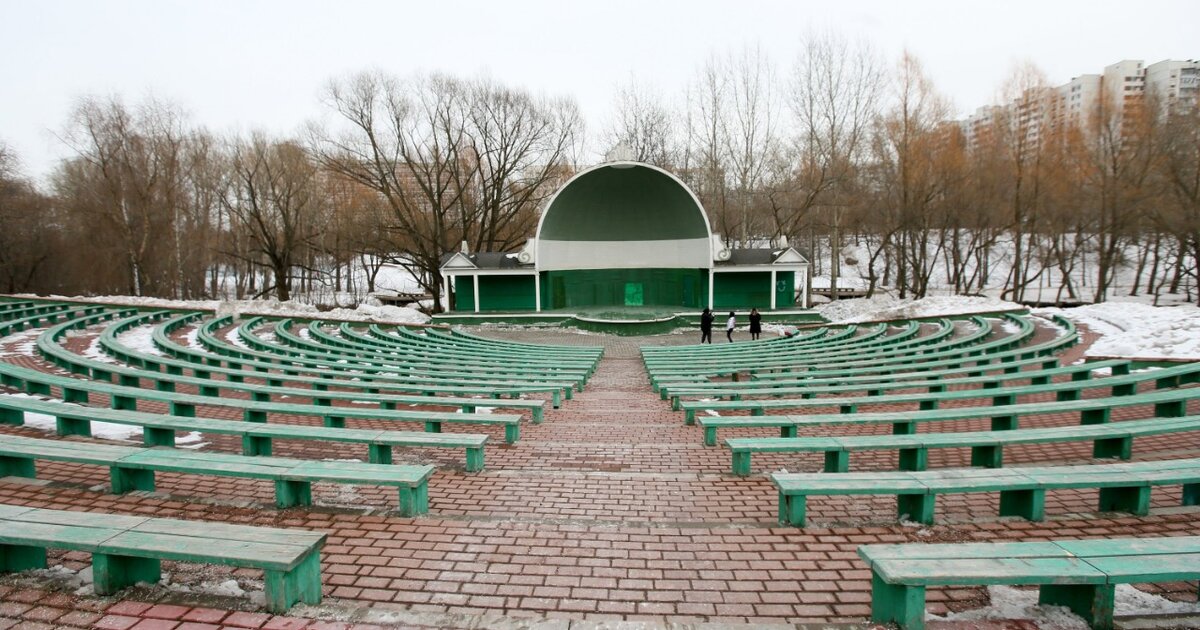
[541, 268, 708, 310]
[713, 272, 771, 310]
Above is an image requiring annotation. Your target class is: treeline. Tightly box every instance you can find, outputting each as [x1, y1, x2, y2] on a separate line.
[1, 34, 1198, 307]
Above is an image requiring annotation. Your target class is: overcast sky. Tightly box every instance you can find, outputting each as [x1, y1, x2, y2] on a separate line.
[2, 0, 1196, 181]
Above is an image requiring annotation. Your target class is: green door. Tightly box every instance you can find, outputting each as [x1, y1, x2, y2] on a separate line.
[624, 282, 644, 306]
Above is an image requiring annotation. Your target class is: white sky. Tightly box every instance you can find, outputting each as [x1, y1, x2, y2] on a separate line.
[1, 0, 1195, 181]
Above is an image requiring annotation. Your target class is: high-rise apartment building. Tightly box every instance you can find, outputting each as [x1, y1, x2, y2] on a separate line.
[958, 58, 1197, 151]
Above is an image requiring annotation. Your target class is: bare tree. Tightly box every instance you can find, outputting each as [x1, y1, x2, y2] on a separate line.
[601, 77, 677, 168]
[219, 134, 320, 301]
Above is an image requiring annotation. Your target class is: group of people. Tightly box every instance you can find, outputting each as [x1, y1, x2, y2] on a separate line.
[699, 307, 761, 343]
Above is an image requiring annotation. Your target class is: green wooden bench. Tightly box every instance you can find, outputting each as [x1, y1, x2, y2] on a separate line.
[645, 316, 1010, 380]
[256, 318, 596, 383]
[145, 312, 571, 407]
[858, 536, 1200, 630]
[651, 314, 1059, 392]
[773, 457, 1200, 526]
[0, 434, 435, 514]
[0, 394, 490, 472]
[200, 315, 588, 390]
[0, 504, 325, 613]
[707, 382, 1199, 449]
[43, 322, 549, 422]
[659, 354, 1069, 406]
[680, 359, 1186, 423]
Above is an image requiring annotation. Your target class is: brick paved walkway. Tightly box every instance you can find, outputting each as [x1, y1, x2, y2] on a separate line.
[0, 318, 1198, 629]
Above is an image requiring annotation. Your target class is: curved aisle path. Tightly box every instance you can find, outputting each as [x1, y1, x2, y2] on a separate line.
[0, 316, 1197, 629]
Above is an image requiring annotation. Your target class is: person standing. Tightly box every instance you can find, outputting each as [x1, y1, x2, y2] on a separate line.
[725, 311, 736, 342]
[699, 308, 714, 343]
[749, 308, 762, 340]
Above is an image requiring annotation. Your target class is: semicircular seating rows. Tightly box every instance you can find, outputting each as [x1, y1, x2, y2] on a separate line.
[0, 298, 601, 613]
[641, 311, 1200, 630]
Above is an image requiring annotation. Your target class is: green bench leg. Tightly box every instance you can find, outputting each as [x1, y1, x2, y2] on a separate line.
[465, 447, 484, 473]
[242, 435, 273, 456]
[892, 421, 915, 435]
[703, 426, 719, 447]
[898, 448, 927, 472]
[551, 391, 561, 408]
[27, 381, 51, 396]
[563, 388, 572, 401]
[999, 488, 1046, 520]
[685, 410, 695, 425]
[780, 425, 797, 438]
[262, 550, 322, 613]
[56, 416, 92, 437]
[368, 444, 392, 464]
[1155, 400, 1186, 418]
[992, 394, 1016, 406]
[1093, 436, 1132, 459]
[982, 380, 999, 389]
[110, 466, 155, 493]
[267, 378, 282, 387]
[62, 388, 89, 403]
[531, 407, 543, 424]
[324, 416, 345, 429]
[1057, 389, 1082, 401]
[381, 401, 396, 411]
[274, 479, 313, 508]
[0, 455, 35, 478]
[779, 492, 806, 527]
[253, 391, 271, 403]
[731, 452, 752, 476]
[398, 482, 429, 517]
[1039, 583, 1115, 630]
[244, 409, 268, 423]
[1098, 485, 1151, 515]
[143, 427, 176, 447]
[92, 553, 163, 596]
[504, 424, 519, 444]
[425, 420, 441, 433]
[110, 395, 137, 411]
[1183, 483, 1200, 506]
[199, 385, 219, 397]
[166, 365, 183, 376]
[970, 444, 1004, 468]
[462, 405, 475, 414]
[154, 380, 175, 393]
[897, 493, 935, 525]
[1113, 382, 1137, 396]
[871, 572, 926, 629]
[928, 384, 945, 394]
[991, 415, 1018, 430]
[170, 402, 195, 417]
[839, 404, 857, 414]
[866, 389, 881, 397]
[1081, 408, 1110, 425]
[918, 399, 938, 410]
[315, 398, 332, 407]
[1031, 375, 1050, 385]
[119, 375, 140, 388]
[0, 407, 22, 426]
[0, 544, 48, 572]
[824, 450, 849, 473]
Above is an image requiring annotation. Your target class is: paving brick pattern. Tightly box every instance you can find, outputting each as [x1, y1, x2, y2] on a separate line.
[0, 317, 1197, 628]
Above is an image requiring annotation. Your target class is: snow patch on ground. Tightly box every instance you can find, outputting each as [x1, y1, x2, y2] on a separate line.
[932, 584, 1200, 628]
[116, 325, 163, 356]
[82, 337, 118, 364]
[183, 327, 202, 350]
[6, 393, 143, 442]
[215, 298, 429, 325]
[1040, 303, 1200, 360]
[0, 327, 43, 357]
[817, 296, 1023, 324]
[224, 328, 250, 350]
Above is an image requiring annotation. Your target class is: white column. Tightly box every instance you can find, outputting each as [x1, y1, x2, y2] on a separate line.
[770, 269, 777, 310]
[441, 273, 451, 311]
[708, 269, 715, 309]
[472, 274, 480, 313]
[534, 273, 541, 312]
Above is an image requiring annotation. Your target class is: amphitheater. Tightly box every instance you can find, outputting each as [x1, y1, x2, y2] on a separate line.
[0, 297, 1198, 630]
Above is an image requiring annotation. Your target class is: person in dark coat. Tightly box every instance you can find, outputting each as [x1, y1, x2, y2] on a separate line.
[699, 308, 714, 343]
[749, 308, 762, 340]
